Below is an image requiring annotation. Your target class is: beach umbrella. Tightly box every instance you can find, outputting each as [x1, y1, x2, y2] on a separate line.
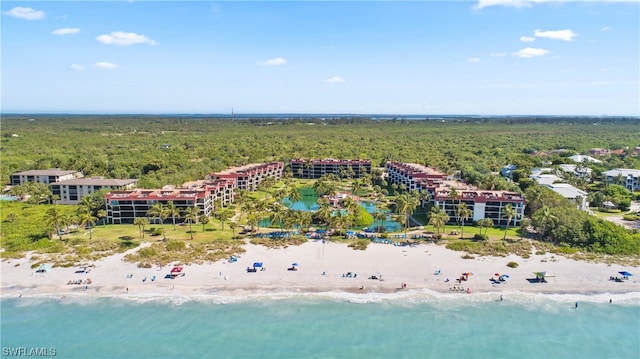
[253, 262, 263, 268]
[494, 273, 500, 277]
[533, 271, 546, 277]
[292, 263, 299, 267]
[619, 271, 633, 277]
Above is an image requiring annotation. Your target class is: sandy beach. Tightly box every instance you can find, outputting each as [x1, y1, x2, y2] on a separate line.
[2, 240, 639, 300]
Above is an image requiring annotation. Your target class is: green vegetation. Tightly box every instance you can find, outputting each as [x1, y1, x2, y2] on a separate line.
[446, 239, 533, 257]
[2, 116, 639, 264]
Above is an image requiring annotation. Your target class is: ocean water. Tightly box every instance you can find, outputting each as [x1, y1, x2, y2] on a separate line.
[2, 293, 639, 359]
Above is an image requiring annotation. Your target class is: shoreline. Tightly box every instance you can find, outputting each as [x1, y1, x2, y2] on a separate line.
[2, 240, 639, 303]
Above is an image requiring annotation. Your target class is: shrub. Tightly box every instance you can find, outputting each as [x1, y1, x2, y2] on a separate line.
[462, 254, 474, 259]
[151, 228, 163, 236]
[473, 233, 488, 241]
[506, 261, 519, 268]
[553, 245, 578, 255]
[166, 240, 186, 251]
[348, 239, 369, 251]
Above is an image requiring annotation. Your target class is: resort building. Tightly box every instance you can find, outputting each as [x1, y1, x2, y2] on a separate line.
[602, 169, 640, 192]
[182, 178, 237, 207]
[208, 162, 284, 191]
[385, 161, 526, 226]
[10, 169, 82, 186]
[544, 183, 589, 211]
[530, 172, 589, 211]
[290, 158, 372, 179]
[51, 178, 138, 205]
[568, 154, 601, 164]
[105, 187, 213, 224]
[558, 164, 592, 179]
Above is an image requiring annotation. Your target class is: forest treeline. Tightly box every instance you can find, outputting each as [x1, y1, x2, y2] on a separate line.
[2, 115, 639, 189]
[1, 115, 640, 257]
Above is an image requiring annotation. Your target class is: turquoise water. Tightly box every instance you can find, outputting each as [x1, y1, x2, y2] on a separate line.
[2, 295, 639, 358]
[274, 193, 402, 232]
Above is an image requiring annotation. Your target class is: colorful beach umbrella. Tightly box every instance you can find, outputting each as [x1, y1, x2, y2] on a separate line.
[619, 271, 633, 277]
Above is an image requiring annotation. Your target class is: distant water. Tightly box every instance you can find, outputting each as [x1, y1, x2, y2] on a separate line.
[2, 294, 639, 359]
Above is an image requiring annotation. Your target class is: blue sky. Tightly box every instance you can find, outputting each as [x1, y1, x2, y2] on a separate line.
[2, 0, 639, 115]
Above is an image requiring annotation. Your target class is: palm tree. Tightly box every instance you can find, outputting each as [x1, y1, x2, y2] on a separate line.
[373, 210, 387, 233]
[352, 179, 364, 196]
[199, 214, 210, 232]
[477, 218, 494, 237]
[183, 206, 199, 239]
[534, 206, 558, 243]
[134, 217, 149, 238]
[419, 190, 431, 214]
[428, 207, 449, 237]
[45, 206, 65, 240]
[315, 197, 333, 230]
[448, 188, 459, 224]
[77, 207, 97, 239]
[269, 204, 286, 230]
[229, 221, 237, 238]
[217, 209, 233, 231]
[456, 202, 473, 239]
[395, 192, 420, 236]
[147, 202, 168, 240]
[288, 186, 302, 203]
[97, 209, 107, 225]
[166, 201, 181, 230]
[501, 203, 516, 240]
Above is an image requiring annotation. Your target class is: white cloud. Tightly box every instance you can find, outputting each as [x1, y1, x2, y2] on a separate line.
[3, 7, 45, 20]
[92, 62, 119, 70]
[600, 26, 610, 31]
[476, 0, 637, 10]
[520, 36, 535, 42]
[513, 47, 550, 58]
[52, 28, 80, 36]
[534, 29, 578, 41]
[491, 52, 507, 57]
[96, 32, 157, 46]
[325, 76, 345, 83]
[69, 64, 85, 71]
[475, 0, 531, 9]
[467, 58, 480, 63]
[258, 57, 287, 66]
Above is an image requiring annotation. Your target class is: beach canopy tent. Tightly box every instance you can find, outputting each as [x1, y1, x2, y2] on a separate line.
[619, 271, 633, 277]
[171, 266, 183, 274]
[253, 262, 263, 268]
[36, 263, 52, 273]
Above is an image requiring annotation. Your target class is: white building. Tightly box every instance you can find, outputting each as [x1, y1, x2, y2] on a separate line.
[602, 169, 640, 192]
[10, 169, 82, 186]
[51, 178, 138, 205]
[569, 154, 601, 164]
[544, 183, 589, 211]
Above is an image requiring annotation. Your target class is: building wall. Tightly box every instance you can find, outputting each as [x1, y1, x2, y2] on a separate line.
[10, 172, 80, 186]
[107, 196, 211, 224]
[291, 159, 372, 179]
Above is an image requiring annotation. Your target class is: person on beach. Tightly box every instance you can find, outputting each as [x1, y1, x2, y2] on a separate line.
[500, 295, 503, 301]
[575, 302, 578, 309]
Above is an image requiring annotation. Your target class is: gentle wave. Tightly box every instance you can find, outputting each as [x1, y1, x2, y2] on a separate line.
[9, 289, 640, 307]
